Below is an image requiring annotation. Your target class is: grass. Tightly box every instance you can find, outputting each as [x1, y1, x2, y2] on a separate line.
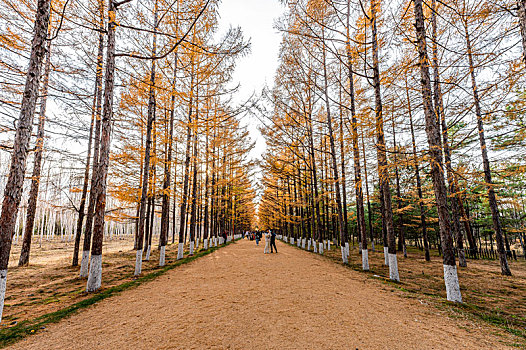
[0, 240, 236, 348]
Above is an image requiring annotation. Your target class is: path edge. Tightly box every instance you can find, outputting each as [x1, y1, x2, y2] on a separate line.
[0, 240, 238, 348]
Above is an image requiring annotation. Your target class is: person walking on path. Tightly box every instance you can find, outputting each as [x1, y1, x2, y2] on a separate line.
[264, 231, 270, 253]
[256, 231, 261, 246]
[270, 230, 278, 253]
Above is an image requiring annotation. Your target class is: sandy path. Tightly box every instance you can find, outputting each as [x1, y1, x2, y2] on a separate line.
[9, 239, 513, 349]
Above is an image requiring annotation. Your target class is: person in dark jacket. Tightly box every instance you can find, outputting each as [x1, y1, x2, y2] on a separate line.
[270, 230, 277, 253]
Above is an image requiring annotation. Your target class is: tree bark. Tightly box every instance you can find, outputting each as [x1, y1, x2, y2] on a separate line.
[406, 79, 430, 261]
[134, 0, 158, 275]
[160, 54, 177, 265]
[188, 100, 199, 254]
[463, 19, 511, 275]
[73, 0, 105, 268]
[431, 0, 466, 267]
[177, 85, 193, 258]
[0, 0, 51, 321]
[518, 0, 526, 62]
[371, 0, 397, 280]
[413, 0, 462, 301]
[321, 38, 346, 261]
[80, 3, 105, 277]
[86, 0, 124, 292]
[18, 37, 52, 267]
[391, 118, 406, 258]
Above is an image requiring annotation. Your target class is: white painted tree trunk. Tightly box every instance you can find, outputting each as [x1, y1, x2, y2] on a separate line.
[159, 245, 166, 267]
[345, 242, 349, 258]
[327, 240, 331, 250]
[145, 245, 151, 261]
[86, 254, 102, 292]
[290, 237, 294, 245]
[307, 239, 311, 251]
[341, 246, 348, 263]
[134, 249, 143, 276]
[195, 239, 199, 250]
[177, 242, 184, 260]
[362, 249, 369, 270]
[388, 253, 399, 281]
[319, 242, 323, 254]
[0, 270, 7, 321]
[79, 250, 90, 278]
[313, 240, 317, 253]
[301, 238, 306, 249]
[189, 241, 194, 255]
[443, 264, 462, 302]
[203, 238, 208, 250]
[384, 247, 389, 266]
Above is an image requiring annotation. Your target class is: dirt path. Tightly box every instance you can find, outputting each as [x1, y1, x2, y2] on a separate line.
[9, 239, 515, 349]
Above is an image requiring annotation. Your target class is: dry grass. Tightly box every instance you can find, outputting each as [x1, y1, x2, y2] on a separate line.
[3, 235, 184, 327]
[320, 242, 526, 340]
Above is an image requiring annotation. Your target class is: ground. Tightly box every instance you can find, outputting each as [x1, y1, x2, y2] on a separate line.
[5, 239, 523, 349]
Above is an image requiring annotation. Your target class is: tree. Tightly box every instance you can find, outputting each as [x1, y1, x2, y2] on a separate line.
[413, 0, 462, 302]
[0, 0, 51, 320]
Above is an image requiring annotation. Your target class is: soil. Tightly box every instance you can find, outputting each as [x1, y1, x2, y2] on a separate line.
[324, 241, 526, 338]
[7, 239, 521, 349]
[3, 235, 170, 326]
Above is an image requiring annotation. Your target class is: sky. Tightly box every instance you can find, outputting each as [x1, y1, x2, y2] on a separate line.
[216, 0, 285, 162]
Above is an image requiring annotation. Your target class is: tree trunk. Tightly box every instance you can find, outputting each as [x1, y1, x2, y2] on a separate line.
[413, 0, 462, 301]
[463, 19, 511, 276]
[188, 107, 199, 255]
[160, 54, 177, 266]
[177, 88, 193, 259]
[203, 124, 210, 250]
[518, 0, 526, 62]
[391, 118, 407, 258]
[0, 0, 51, 322]
[80, 6, 105, 277]
[86, 0, 122, 292]
[73, 0, 105, 268]
[431, 0, 466, 267]
[134, 0, 158, 275]
[361, 131, 375, 251]
[18, 37, 52, 267]
[306, 96, 322, 248]
[406, 80, 430, 261]
[371, 0, 397, 280]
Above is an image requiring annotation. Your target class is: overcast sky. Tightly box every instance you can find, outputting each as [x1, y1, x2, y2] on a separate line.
[217, 0, 285, 161]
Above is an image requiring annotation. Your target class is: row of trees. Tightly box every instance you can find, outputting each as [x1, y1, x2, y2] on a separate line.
[259, 0, 526, 303]
[0, 0, 256, 322]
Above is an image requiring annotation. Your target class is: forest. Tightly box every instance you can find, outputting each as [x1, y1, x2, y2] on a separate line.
[259, 0, 526, 302]
[0, 0, 525, 348]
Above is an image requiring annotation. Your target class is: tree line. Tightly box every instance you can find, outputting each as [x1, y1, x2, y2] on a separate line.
[0, 0, 256, 322]
[258, 0, 526, 303]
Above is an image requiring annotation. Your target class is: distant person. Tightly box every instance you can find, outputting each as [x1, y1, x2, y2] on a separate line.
[270, 230, 277, 253]
[255, 231, 261, 245]
[222, 231, 227, 245]
[264, 231, 270, 254]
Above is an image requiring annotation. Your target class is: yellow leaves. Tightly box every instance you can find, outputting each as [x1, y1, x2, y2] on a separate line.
[0, 28, 25, 51]
[108, 10, 117, 25]
[69, 186, 83, 193]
